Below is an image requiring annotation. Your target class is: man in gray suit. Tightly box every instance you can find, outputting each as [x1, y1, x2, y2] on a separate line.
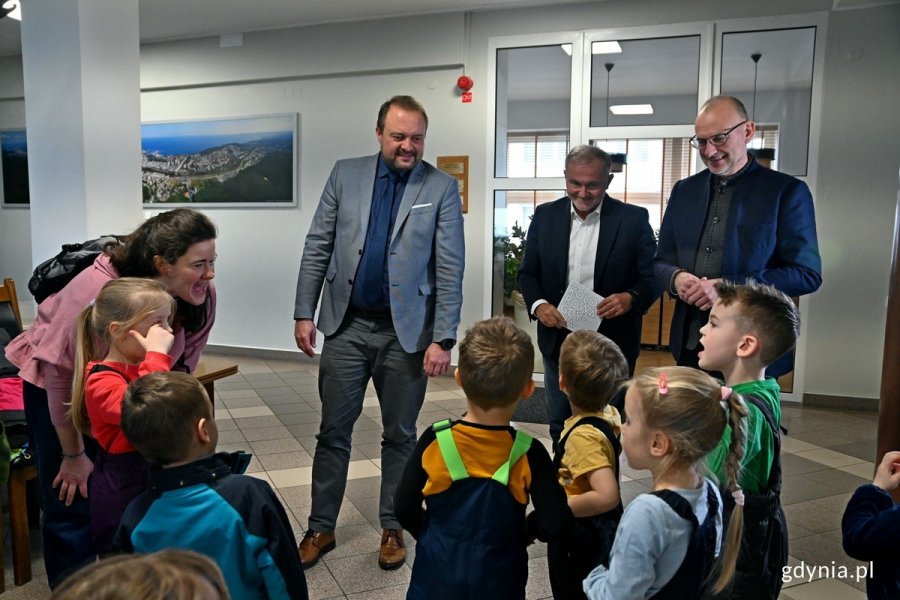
[293, 95, 465, 571]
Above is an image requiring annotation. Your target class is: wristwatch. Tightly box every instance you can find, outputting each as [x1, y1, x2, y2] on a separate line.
[436, 338, 456, 351]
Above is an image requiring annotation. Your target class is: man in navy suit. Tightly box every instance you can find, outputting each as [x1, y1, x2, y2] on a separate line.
[293, 96, 464, 571]
[518, 145, 658, 446]
[654, 95, 821, 376]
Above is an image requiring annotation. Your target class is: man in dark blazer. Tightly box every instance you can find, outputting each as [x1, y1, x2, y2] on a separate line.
[654, 95, 821, 376]
[293, 96, 464, 571]
[518, 145, 658, 445]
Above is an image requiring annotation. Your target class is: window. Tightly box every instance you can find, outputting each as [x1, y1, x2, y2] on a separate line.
[594, 138, 696, 232]
[506, 132, 569, 178]
[495, 44, 572, 177]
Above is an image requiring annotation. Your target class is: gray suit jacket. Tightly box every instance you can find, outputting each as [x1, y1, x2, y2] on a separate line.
[294, 153, 465, 353]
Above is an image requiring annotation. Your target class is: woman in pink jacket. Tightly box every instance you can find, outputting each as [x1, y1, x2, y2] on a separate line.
[4, 208, 217, 587]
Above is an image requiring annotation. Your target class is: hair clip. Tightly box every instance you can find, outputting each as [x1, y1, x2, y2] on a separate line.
[732, 488, 745, 507]
[658, 372, 669, 395]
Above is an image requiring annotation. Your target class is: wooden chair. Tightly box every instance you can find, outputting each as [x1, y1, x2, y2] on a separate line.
[0, 277, 39, 590]
[0, 277, 23, 339]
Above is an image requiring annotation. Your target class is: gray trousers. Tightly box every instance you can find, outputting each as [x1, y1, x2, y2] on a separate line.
[308, 312, 427, 532]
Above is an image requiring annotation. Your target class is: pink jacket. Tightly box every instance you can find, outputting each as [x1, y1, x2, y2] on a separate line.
[4, 254, 216, 426]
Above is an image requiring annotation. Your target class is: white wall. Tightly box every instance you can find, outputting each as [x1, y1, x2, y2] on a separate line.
[1, 0, 898, 403]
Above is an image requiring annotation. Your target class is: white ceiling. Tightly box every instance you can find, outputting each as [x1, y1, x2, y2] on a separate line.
[0, 0, 596, 57]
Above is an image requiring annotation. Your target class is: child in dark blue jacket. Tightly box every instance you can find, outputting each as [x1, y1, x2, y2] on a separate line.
[842, 450, 900, 600]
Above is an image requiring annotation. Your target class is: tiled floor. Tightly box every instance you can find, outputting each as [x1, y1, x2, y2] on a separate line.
[1, 350, 879, 599]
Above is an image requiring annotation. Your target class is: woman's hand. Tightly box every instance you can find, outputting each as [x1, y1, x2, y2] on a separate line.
[52, 453, 94, 506]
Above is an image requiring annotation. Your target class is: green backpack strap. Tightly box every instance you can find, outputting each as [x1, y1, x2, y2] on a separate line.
[492, 429, 533, 486]
[433, 419, 469, 482]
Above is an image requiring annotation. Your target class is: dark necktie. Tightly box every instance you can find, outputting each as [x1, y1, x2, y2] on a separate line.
[353, 170, 399, 309]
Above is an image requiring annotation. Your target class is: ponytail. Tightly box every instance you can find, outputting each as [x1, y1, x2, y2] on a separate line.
[710, 389, 748, 593]
[69, 303, 100, 436]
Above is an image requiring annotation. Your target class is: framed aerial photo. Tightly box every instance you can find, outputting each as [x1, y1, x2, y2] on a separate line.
[1, 129, 29, 207]
[141, 113, 298, 207]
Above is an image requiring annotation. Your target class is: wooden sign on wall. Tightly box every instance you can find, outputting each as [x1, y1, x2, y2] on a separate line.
[436, 155, 468, 213]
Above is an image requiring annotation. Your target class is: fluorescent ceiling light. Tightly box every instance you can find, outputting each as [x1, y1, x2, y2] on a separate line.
[2, 1, 20, 21]
[561, 41, 622, 56]
[592, 41, 622, 54]
[609, 104, 654, 115]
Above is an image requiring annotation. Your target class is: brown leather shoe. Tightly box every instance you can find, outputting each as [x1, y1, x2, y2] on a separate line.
[378, 528, 406, 570]
[298, 529, 335, 569]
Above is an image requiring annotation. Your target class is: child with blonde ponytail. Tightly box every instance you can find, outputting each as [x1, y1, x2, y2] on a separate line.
[584, 366, 747, 599]
[69, 278, 176, 555]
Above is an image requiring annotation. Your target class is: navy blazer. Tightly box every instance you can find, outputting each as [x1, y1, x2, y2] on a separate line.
[518, 195, 659, 370]
[653, 159, 822, 371]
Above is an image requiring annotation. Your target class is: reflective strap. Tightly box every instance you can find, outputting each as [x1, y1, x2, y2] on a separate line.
[433, 419, 468, 482]
[492, 430, 533, 486]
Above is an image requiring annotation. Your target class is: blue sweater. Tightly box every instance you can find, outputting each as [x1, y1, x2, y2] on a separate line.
[113, 452, 307, 600]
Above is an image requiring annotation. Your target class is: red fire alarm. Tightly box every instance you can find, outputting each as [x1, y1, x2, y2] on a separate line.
[457, 75, 474, 91]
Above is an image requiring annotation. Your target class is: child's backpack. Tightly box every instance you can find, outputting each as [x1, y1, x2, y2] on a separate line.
[552, 416, 623, 560]
[28, 235, 124, 304]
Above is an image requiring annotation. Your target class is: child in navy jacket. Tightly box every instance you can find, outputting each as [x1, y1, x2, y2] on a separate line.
[842, 450, 900, 600]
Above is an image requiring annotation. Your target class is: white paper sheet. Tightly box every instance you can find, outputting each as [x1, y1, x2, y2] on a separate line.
[558, 281, 602, 332]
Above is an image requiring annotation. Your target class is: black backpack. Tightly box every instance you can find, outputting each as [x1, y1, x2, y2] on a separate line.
[28, 235, 124, 304]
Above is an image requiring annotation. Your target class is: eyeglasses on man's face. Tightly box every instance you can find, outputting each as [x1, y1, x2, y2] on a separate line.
[689, 120, 748, 149]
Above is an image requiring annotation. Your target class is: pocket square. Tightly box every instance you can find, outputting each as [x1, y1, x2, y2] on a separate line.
[411, 203, 433, 210]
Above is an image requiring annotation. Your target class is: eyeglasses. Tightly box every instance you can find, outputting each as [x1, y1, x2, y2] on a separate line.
[689, 120, 748, 149]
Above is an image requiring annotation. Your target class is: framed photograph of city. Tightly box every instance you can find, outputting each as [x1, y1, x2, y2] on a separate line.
[141, 113, 298, 207]
[1, 129, 30, 207]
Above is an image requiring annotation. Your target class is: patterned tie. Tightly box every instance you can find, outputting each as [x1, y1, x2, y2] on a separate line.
[352, 170, 399, 309]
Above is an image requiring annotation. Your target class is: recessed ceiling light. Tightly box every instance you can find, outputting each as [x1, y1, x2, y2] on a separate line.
[592, 41, 622, 54]
[609, 104, 654, 115]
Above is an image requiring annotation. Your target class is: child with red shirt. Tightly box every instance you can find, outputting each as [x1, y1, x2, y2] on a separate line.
[69, 278, 176, 554]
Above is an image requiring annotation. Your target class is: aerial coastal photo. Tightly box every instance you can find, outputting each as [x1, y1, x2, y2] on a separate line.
[141, 114, 296, 205]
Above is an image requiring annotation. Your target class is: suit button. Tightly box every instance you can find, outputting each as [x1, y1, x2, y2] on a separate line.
[358, 249, 363, 255]
[348, 279, 353, 285]
[705, 247, 712, 253]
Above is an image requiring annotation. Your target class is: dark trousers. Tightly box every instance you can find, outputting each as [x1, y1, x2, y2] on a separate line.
[23, 381, 96, 588]
[541, 354, 569, 449]
[89, 449, 148, 554]
[309, 313, 427, 532]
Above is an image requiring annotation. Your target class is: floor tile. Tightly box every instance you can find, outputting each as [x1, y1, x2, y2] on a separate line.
[268, 465, 314, 488]
[794, 448, 864, 469]
[228, 405, 275, 419]
[258, 450, 314, 470]
[238, 422, 291, 441]
[325, 553, 411, 595]
[347, 460, 382, 479]
[837, 462, 875, 480]
[781, 436, 820, 454]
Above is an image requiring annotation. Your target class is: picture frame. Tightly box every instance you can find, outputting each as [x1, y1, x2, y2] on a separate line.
[141, 113, 298, 207]
[1, 129, 29, 208]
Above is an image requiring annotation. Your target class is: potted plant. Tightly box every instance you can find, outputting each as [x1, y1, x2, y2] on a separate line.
[500, 221, 528, 306]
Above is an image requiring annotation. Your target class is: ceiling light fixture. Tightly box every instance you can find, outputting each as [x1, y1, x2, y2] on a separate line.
[750, 52, 762, 121]
[609, 104, 654, 115]
[592, 41, 622, 55]
[604, 63, 614, 126]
